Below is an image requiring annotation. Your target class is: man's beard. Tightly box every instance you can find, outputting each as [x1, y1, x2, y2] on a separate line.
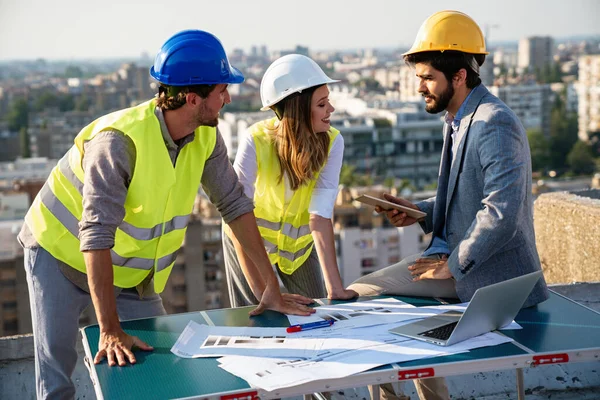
[423, 84, 454, 114]
[199, 116, 219, 127]
[194, 104, 220, 127]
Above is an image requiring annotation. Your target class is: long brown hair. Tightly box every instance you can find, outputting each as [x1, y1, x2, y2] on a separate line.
[270, 85, 330, 190]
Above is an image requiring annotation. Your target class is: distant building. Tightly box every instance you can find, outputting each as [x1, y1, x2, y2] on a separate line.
[493, 47, 519, 70]
[490, 84, 552, 137]
[0, 219, 28, 337]
[162, 217, 230, 314]
[260, 45, 268, 58]
[0, 190, 29, 336]
[398, 66, 421, 102]
[577, 55, 600, 141]
[550, 82, 579, 114]
[220, 111, 266, 161]
[518, 36, 554, 72]
[333, 187, 426, 285]
[0, 128, 21, 162]
[373, 66, 400, 91]
[479, 56, 494, 87]
[28, 110, 97, 159]
[331, 106, 444, 189]
[0, 158, 55, 191]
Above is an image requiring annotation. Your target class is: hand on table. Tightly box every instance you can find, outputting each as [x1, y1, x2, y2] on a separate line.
[328, 288, 359, 300]
[250, 284, 316, 316]
[95, 328, 153, 367]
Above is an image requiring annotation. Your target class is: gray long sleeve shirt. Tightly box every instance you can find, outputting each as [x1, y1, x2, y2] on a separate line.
[19, 106, 253, 294]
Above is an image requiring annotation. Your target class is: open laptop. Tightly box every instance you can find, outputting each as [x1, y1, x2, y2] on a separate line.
[388, 270, 543, 346]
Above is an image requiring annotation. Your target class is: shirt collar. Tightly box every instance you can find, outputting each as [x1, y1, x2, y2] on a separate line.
[445, 84, 480, 131]
[154, 106, 196, 150]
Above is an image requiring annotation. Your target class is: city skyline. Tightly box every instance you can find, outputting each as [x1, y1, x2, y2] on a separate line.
[0, 0, 599, 61]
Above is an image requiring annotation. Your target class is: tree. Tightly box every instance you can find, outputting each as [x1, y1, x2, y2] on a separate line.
[7, 98, 29, 132]
[64, 65, 83, 78]
[497, 63, 507, 77]
[527, 129, 551, 173]
[550, 63, 562, 83]
[424, 181, 439, 190]
[339, 164, 357, 186]
[354, 77, 383, 93]
[19, 127, 31, 158]
[567, 141, 595, 175]
[75, 95, 91, 112]
[536, 63, 562, 84]
[355, 174, 374, 187]
[383, 176, 395, 190]
[373, 118, 391, 128]
[396, 178, 417, 194]
[548, 97, 578, 171]
[57, 94, 75, 112]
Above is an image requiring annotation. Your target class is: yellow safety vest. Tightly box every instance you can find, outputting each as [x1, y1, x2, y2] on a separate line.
[251, 118, 339, 275]
[25, 99, 216, 293]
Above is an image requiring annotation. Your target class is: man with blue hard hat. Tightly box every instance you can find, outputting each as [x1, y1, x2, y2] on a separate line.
[19, 30, 315, 399]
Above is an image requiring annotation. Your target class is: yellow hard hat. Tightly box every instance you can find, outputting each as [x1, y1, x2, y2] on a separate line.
[403, 10, 489, 56]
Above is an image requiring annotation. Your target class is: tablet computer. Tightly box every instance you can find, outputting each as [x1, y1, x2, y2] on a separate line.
[355, 194, 427, 219]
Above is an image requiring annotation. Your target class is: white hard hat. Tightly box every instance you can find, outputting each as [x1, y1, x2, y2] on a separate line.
[260, 54, 339, 111]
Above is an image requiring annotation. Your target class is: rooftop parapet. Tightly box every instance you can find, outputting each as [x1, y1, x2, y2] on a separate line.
[534, 189, 600, 284]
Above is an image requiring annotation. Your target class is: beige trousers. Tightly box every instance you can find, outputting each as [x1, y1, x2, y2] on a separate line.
[348, 253, 457, 400]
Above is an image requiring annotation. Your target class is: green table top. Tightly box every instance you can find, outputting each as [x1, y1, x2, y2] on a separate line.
[81, 291, 600, 400]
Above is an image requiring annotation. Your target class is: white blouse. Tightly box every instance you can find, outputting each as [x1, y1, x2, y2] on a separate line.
[233, 131, 344, 219]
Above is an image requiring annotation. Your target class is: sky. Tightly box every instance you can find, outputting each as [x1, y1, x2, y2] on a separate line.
[0, 0, 599, 61]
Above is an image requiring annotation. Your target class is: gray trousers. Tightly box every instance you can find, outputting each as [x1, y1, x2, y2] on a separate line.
[24, 246, 166, 400]
[222, 232, 326, 306]
[349, 253, 458, 400]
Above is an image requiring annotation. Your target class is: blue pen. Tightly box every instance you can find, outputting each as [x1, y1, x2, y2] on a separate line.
[287, 319, 335, 333]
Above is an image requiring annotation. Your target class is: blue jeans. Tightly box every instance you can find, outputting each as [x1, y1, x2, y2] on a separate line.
[24, 247, 166, 399]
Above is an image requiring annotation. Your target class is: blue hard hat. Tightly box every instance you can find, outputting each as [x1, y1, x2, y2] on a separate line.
[150, 30, 244, 86]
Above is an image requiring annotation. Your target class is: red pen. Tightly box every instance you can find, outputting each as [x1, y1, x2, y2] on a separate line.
[286, 319, 335, 333]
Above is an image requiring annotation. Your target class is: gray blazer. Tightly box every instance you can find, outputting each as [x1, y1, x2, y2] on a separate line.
[416, 85, 549, 308]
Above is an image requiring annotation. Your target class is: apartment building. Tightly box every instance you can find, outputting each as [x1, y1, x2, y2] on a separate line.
[333, 187, 427, 286]
[578, 55, 600, 141]
[331, 106, 444, 188]
[162, 217, 230, 314]
[518, 36, 554, 72]
[490, 84, 553, 137]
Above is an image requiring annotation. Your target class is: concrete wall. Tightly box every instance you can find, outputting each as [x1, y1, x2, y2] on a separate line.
[0, 334, 94, 399]
[534, 190, 600, 284]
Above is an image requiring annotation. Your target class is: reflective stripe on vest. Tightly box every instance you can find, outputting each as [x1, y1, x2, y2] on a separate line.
[262, 237, 313, 261]
[25, 99, 216, 292]
[250, 118, 339, 274]
[58, 151, 192, 241]
[37, 177, 178, 273]
[256, 217, 312, 240]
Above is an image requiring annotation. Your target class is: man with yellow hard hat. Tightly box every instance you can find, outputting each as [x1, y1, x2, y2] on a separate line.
[348, 10, 548, 400]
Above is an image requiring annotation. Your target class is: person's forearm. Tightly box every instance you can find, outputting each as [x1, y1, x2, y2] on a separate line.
[225, 225, 266, 299]
[84, 249, 120, 332]
[309, 215, 344, 295]
[228, 212, 279, 290]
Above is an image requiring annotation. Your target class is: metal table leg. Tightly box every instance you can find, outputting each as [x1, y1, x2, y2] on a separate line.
[516, 368, 526, 400]
[368, 384, 381, 400]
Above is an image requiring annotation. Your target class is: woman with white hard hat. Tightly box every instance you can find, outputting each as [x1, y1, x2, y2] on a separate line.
[223, 54, 357, 306]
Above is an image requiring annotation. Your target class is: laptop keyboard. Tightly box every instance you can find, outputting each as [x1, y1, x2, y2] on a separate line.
[420, 321, 459, 340]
